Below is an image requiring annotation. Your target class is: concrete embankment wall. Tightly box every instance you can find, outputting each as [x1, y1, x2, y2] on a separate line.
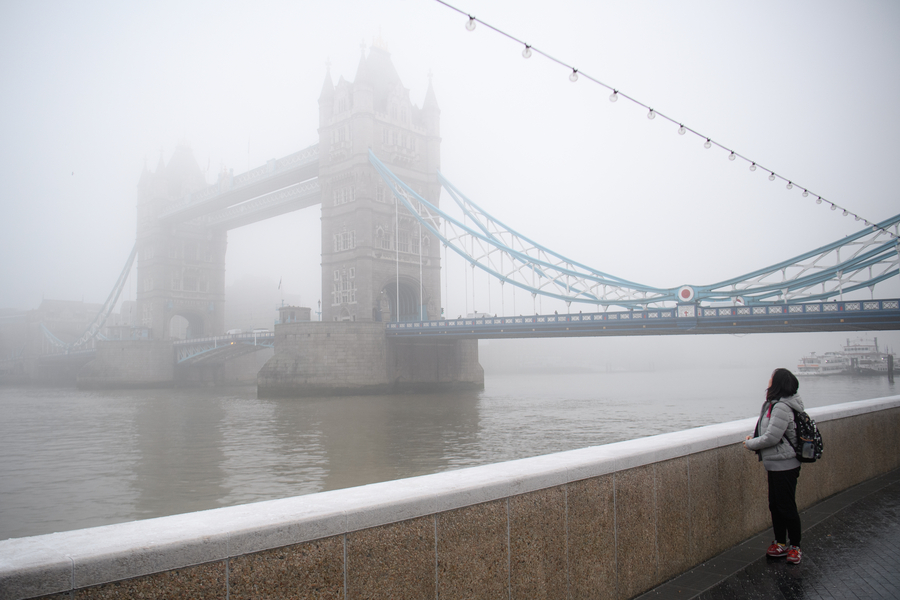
[2, 395, 898, 600]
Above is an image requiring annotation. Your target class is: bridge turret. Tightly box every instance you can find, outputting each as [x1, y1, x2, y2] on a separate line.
[134, 145, 226, 341]
[318, 43, 442, 323]
[318, 64, 334, 126]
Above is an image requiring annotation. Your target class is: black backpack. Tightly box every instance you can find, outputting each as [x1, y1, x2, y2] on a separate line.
[788, 409, 824, 463]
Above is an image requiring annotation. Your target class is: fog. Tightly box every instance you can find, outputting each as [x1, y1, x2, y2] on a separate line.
[2, 0, 899, 369]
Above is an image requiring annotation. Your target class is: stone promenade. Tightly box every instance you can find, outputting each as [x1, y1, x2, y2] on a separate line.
[638, 467, 900, 599]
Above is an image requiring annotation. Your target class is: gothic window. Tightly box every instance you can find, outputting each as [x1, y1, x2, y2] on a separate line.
[411, 234, 420, 255]
[143, 277, 154, 292]
[171, 275, 180, 290]
[333, 186, 355, 205]
[398, 232, 409, 253]
[331, 268, 357, 306]
[332, 230, 356, 252]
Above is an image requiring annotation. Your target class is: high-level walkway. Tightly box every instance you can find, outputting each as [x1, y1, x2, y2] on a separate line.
[638, 467, 900, 599]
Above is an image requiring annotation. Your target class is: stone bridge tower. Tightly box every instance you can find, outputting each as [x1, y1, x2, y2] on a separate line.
[318, 43, 442, 322]
[135, 145, 226, 339]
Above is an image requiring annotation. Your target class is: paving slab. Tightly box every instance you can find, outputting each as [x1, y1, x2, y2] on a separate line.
[636, 468, 900, 600]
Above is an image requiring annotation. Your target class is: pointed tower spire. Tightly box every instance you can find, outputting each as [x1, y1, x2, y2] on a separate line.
[423, 69, 440, 112]
[318, 59, 334, 103]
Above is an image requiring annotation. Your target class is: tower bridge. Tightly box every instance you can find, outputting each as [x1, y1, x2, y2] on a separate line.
[6, 43, 899, 392]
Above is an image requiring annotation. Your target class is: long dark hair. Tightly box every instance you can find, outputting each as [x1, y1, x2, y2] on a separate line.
[766, 368, 799, 401]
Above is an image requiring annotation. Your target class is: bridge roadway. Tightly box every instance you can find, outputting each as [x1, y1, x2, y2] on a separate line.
[386, 298, 900, 339]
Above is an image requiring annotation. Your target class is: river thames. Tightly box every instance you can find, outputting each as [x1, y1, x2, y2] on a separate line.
[1, 368, 897, 540]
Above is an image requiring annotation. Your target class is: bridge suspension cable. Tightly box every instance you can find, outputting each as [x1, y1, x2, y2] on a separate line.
[41, 244, 137, 352]
[431, 0, 897, 241]
[369, 151, 899, 310]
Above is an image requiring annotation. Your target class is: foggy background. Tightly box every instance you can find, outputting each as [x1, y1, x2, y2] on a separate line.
[2, 0, 899, 372]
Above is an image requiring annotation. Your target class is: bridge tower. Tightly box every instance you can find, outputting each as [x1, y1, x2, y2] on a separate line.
[135, 145, 226, 339]
[318, 42, 442, 322]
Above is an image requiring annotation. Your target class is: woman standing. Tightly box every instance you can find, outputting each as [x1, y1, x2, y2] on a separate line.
[743, 368, 804, 564]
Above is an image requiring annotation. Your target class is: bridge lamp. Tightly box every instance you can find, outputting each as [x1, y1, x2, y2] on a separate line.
[466, 16, 476, 31]
[609, 90, 618, 102]
[786, 182, 793, 190]
[647, 109, 655, 119]
[728, 152, 736, 161]
[816, 197, 823, 204]
[677, 125, 686, 135]
[843, 210, 849, 216]
[830, 204, 837, 211]
[704, 139, 712, 149]
[802, 190, 809, 197]
[749, 163, 756, 171]
[768, 172, 776, 181]
[522, 45, 532, 59]
[569, 69, 579, 82]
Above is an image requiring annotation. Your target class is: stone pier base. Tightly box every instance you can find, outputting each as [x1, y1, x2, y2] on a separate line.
[257, 322, 483, 397]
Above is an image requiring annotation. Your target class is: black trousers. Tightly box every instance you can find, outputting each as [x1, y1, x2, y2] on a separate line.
[768, 467, 802, 547]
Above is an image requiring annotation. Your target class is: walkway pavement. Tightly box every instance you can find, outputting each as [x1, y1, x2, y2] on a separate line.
[637, 467, 900, 600]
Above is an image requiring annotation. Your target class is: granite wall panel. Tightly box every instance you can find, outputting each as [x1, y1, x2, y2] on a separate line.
[436, 500, 508, 600]
[567, 475, 616, 600]
[75, 560, 225, 599]
[228, 536, 343, 600]
[654, 457, 691, 583]
[508, 486, 567, 599]
[688, 449, 720, 563]
[346, 517, 435, 600]
[614, 465, 658, 599]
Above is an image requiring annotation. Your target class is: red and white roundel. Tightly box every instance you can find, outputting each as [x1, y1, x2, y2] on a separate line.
[677, 286, 695, 302]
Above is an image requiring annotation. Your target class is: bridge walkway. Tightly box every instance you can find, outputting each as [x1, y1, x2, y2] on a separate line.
[637, 467, 900, 599]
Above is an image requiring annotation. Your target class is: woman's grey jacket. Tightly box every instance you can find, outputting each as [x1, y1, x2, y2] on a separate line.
[745, 394, 804, 471]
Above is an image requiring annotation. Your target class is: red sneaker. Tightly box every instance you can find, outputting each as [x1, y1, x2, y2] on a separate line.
[786, 546, 802, 564]
[766, 542, 788, 557]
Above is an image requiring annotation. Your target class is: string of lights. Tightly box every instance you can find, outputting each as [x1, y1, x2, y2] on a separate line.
[433, 0, 898, 240]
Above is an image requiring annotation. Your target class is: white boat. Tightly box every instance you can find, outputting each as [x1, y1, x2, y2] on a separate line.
[797, 351, 849, 376]
[842, 337, 897, 376]
[798, 338, 896, 376]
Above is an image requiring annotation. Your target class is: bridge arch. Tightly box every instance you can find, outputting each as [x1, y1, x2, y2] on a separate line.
[380, 277, 431, 322]
[167, 311, 207, 339]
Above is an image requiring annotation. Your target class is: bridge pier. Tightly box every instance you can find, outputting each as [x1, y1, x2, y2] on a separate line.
[257, 322, 483, 398]
[77, 340, 174, 389]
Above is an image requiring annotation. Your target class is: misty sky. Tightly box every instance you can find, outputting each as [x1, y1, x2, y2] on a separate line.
[2, 0, 899, 363]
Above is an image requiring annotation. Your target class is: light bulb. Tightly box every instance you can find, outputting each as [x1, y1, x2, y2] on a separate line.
[830, 204, 837, 211]
[872, 225, 879, 231]
[786, 182, 793, 190]
[728, 152, 736, 161]
[609, 90, 618, 102]
[749, 163, 756, 171]
[855, 215, 861, 221]
[816, 197, 822, 204]
[768, 173, 776, 181]
[522, 45, 532, 59]
[647, 109, 655, 120]
[569, 69, 578, 82]
[704, 139, 711, 149]
[802, 190, 808, 197]
[678, 125, 686, 135]
[842, 210, 848, 216]
[466, 17, 476, 31]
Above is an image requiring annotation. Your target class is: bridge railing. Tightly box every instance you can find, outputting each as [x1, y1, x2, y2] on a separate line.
[386, 298, 900, 337]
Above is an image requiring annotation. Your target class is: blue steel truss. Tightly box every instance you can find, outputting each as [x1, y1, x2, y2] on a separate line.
[369, 151, 900, 309]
